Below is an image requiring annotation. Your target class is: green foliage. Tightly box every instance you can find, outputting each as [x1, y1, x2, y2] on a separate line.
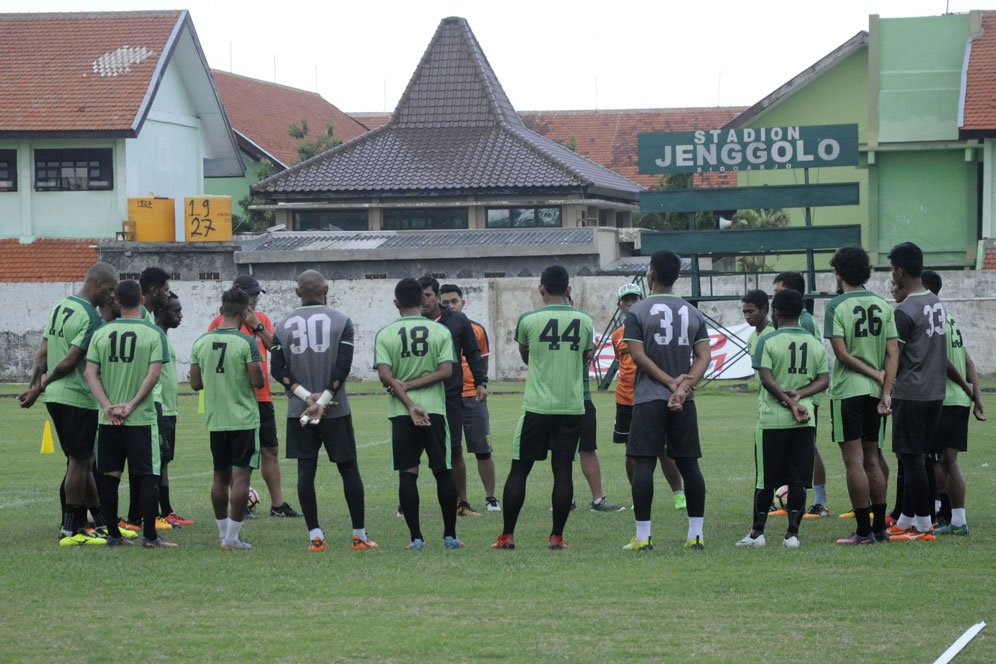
[289, 117, 342, 163]
[633, 173, 715, 231]
[564, 135, 578, 152]
[730, 208, 791, 271]
[232, 158, 276, 234]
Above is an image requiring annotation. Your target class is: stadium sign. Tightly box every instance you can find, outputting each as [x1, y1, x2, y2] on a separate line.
[638, 123, 859, 174]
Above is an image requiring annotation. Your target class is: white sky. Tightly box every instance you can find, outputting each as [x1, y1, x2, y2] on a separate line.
[19, 0, 996, 112]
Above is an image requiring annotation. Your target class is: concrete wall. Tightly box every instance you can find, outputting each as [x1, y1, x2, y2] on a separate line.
[5, 270, 996, 383]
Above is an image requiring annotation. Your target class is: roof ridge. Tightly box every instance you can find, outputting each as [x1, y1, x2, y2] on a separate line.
[0, 10, 181, 19]
[211, 69, 326, 98]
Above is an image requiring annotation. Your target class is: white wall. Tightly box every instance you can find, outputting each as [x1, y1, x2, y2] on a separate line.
[5, 271, 996, 383]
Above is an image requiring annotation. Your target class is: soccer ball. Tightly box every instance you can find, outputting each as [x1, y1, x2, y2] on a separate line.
[247, 486, 260, 513]
[774, 485, 790, 509]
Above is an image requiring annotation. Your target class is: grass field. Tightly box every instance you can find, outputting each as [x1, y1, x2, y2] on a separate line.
[1, 383, 993, 662]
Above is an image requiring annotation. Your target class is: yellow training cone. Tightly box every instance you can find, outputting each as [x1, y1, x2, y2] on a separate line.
[41, 420, 55, 454]
[197, 389, 205, 414]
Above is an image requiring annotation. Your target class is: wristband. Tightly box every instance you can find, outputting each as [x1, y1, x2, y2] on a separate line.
[316, 390, 334, 407]
[292, 385, 311, 401]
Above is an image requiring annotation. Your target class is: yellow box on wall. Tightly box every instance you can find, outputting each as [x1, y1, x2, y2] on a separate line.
[128, 197, 175, 242]
[184, 196, 232, 242]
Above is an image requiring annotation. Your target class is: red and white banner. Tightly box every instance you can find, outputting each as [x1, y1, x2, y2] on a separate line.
[590, 323, 755, 381]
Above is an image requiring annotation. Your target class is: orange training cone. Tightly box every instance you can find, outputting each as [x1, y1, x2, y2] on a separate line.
[41, 420, 55, 454]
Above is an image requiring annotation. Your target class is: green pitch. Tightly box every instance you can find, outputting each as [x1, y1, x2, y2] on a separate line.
[1, 385, 993, 662]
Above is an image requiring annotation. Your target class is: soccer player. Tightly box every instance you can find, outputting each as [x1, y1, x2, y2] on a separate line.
[743, 289, 773, 357]
[374, 278, 461, 550]
[270, 270, 375, 552]
[623, 251, 711, 551]
[439, 284, 499, 511]
[736, 289, 829, 548]
[210, 274, 300, 518]
[191, 287, 264, 550]
[492, 266, 593, 550]
[154, 294, 193, 527]
[919, 270, 985, 536]
[84, 279, 175, 548]
[823, 247, 898, 544]
[419, 277, 488, 517]
[884, 242, 947, 542]
[772, 271, 830, 518]
[612, 284, 685, 510]
[19, 262, 117, 546]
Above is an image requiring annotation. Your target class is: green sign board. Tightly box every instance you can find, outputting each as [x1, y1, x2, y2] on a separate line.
[638, 123, 859, 174]
[640, 183, 860, 213]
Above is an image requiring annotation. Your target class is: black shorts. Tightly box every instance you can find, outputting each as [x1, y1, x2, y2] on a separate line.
[932, 405, 970, 454]
[392, 413, 450, 472]
[158, 415, 177, 463]
[627, 400, 701, 459]
[285, 415, 357, 462]
[891, 399, 942, 456]
[461, 397, 492, 454]
[754, 428, 815, 490]
[258, 402, 279, 448]
[830, 396, 884, 444]
[96, 424, 159, 476]
[210, 429, 260, 470]
[613, 403, 633, 444]
[445, 394, 463, 452]
[578, 399, 597, 452]
[512, 411, 582, 461]
[46, 402, 98, 460]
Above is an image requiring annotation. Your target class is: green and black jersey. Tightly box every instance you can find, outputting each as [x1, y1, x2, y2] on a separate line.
[160, 336, 178, 417]
[944, 316, 972, 408]
[753, 326, 829, 429]
[191, 328, 262, 431]
[43, 295, 102, 409]
[374, 316, 454, 418]
[823, 290, 898, 400]
[516, 305, 594, 415]
[85, 318, 169, 426]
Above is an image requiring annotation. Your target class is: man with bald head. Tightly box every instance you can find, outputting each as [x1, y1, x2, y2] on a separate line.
[19, 262, 119, 545]
[270, 270, 374, 552]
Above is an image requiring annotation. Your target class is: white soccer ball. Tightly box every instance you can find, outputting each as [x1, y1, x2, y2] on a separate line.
[774, 485, 790, 509]
[247, 486, 260, 512]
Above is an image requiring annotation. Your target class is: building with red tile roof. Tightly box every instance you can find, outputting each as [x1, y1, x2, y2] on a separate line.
[0, 238, 98, 282]
[0, 11, 241, 240]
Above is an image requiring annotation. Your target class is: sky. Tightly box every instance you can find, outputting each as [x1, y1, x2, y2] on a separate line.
[20, 0, 996, 112]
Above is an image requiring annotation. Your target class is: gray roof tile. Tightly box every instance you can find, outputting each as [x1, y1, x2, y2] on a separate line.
[247, 228, 594, 253]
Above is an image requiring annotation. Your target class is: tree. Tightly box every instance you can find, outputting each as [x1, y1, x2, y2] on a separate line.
[289, 118, 342, 163]
[632, 173, 715, 231]
[563, 135, 577, 152]
[233, 158, 276, 234]
[729, 208, 791, 272]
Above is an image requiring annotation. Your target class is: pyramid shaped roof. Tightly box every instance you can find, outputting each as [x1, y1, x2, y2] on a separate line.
[255, 17, 641, 200]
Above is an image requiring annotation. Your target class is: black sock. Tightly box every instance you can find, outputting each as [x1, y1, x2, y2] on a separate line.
[99, 475, 122, 538]
[550, 453, 574, 537]
[159, 484, 173, 517]
[59, 470, 68, 515]
[140, 475, 160, 540]
[501, 459, 533, 536]
[786, 484, 805, 535]
[62, 505, 79, 535]
[938, 493, 952, 523]
[890, 460, 905, 519]
[925, 457, 937, 522]
[901, 453, 930, 520]
[297, 457, 320, 531]
[433, 469, 457, 539]
[674, 457, 706, 517]
[871, 503, 887, 533]
[398, 472, 422, 541]
[631, 457, 655, 522]
[752, 488, 774, 534]
[854, 507, 872, 537]
[128, 473, 142, 524]
[338, 461, 365, 531]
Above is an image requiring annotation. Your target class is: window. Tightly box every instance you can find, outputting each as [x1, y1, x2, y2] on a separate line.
[297, 210, 368, 231]
[0, 150, 15, 192]
[382, 208, 468, 230]
[34, 148, 113, 191]
[486, 206, 561, 228]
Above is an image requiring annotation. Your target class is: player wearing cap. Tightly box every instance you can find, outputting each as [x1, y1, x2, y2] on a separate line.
[611, 283, 685, 511]
[210, 274, 300, 518]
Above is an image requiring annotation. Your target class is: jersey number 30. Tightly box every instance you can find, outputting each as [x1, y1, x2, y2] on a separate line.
[284, 314, 332, 354]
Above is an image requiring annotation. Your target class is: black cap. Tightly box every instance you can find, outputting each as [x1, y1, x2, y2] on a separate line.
[233, 274, 265, 295]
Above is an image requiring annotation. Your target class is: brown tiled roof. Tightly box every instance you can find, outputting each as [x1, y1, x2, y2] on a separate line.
[0, 239, 98, 281]
[350, 112, 390, 130]
[520, 109, 746, 189]
[0, 11, 182, 136]
[212, 71, 369, 168]
[962, 12, 996, 134]
[983, 242, 996, 269]
[256, 17, 641, 200]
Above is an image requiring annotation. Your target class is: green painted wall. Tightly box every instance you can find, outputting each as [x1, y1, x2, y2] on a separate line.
[876, 15, 970, 142]
[205, 151, 260, 221]
[736, 47, 868, 272]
